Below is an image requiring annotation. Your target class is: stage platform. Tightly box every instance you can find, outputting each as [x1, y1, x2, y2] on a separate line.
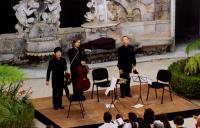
[32, 85, 200, 128]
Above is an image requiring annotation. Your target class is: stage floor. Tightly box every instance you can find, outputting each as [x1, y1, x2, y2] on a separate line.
[32, 85, 200, 128]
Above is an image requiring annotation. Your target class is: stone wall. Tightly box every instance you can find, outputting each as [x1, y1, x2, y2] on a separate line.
[0, 27, 86, 63]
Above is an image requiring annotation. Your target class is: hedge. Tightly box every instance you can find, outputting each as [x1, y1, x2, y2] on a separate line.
[168, 59, 200, 99]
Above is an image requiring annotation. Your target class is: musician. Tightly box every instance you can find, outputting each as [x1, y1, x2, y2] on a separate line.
[46, 47, 67, 110]
[68, 39, 87, 99]
[117, 36, 136, 98]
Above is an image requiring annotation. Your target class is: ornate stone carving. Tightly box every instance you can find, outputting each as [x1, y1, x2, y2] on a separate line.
[155, 0, 170, 20]
[13, 0, 39, 38]
[13, 0, 61, 57]
[14, 0, 61, 37]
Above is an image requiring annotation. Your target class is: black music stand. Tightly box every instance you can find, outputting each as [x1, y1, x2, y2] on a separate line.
[105, 77, 120, 113]
[130, 73, 149, 105]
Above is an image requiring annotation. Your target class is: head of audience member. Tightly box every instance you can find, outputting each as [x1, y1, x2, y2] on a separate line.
[54, 47, 62, 59]
[116, 113, 123, 120]
[173, 116, 184, 128]
[128, 112, 139, 128]
[103, 112, 112, 123]
[153, 120, 164, 128]
[144, 108, 155, 124]
[158, 114, 171, 128]
[115, 113, 124, 128]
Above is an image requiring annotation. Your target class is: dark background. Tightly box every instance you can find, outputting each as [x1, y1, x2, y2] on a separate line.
[176, 0, 200, 41]
[0, 0, 88, 34]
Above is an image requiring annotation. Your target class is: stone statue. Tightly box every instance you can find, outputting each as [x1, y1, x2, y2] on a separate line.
[42, 0, 61, 28]
[14, 0, 61, 37]
[13, 0, 61, 57]
[13, 0, 39, 37]
[85, 0, 114, 23]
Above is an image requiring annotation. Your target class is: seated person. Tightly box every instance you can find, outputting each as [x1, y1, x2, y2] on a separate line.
[152, 120, 164, 128]
[173, 116, 185, 128]
[114, 113, 125, 128]
[140, 108, 155, 128]
[99, 112, 117, 128]
[123, 112, 139, 128]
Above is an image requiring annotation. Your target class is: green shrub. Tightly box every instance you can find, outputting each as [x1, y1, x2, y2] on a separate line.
[184, 54, 200, 75]
[168, 59, 200, 99]
[0, 65, 34, 128]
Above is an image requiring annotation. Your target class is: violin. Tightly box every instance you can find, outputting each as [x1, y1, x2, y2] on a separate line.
[64, 72, 71, 86]
[75, 64, 90, 92]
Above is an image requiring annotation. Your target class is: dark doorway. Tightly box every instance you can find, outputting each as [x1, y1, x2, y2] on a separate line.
[0, 0, 19, 34]
[0, 0, 88, 34]
[175, 0, 200, 42]
[60, 0, 89, 28]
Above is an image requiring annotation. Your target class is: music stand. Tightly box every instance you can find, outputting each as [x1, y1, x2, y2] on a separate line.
[130, 73, 150, 105]
[105, 76, 120, 113]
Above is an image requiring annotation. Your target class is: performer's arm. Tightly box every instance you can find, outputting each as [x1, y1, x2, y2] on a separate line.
[46, 60, 52, 85]
[132, 47, 136, 71]
[63, 58, 67, 73]
[117, 47, 123, 70]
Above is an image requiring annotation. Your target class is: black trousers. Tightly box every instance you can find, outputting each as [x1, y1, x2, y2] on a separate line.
[52, 86, 63, 108]
[120, 67, 132, 97]
[70, 66, 83, 97]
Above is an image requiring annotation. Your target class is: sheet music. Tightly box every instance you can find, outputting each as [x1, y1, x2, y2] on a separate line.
[105, 76, 117, 95]
[113, 118, 124, 126]
[130, 73, 152, 84]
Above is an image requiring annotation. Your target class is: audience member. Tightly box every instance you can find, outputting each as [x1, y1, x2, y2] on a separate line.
[152, 120, 164, 128]
[140, 108, 155, 128]
[114, 114, 125, 128]
[123, 112, 139, 128]
[173, 116, 184, 128]
[99, 112, 117, 128]
[158, 114, 171, 128]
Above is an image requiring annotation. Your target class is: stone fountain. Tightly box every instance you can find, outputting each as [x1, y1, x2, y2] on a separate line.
[13, 0, 61, 57]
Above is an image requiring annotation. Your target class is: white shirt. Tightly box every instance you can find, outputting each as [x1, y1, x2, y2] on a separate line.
[123, 122, 139, 128]
[99, 122, 118, 128]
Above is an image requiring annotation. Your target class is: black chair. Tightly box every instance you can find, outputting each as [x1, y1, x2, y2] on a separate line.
[146, 69, 173, 104]
[91, 68, 111, 102]
[64, 86, 85, 118]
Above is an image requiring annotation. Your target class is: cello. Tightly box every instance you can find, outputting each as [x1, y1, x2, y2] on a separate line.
[75, 64, 90, 92]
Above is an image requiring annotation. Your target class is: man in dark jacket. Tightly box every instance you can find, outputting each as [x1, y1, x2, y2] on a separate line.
[68, 39, 87, 99]
[117, 36, 136, 98]
[46, 47, 67, 110]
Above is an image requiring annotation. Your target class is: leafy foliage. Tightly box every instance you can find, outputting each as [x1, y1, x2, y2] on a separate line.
[184, 54, 200, 75]
[0, 65, 34, 128]
[0, 65, 25, 85]
[185, 39, 200, 55]
[169, 59, 200, 99]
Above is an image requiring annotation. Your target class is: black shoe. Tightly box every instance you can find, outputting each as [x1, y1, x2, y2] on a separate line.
[120, 95, 125, 98]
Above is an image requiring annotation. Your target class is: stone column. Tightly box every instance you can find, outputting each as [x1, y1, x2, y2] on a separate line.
[170, 0, 176, 51]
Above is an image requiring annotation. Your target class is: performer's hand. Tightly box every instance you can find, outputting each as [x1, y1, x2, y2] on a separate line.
[81, 61, 86, 65]
[45, 81, 49, 86]
[119, 69, 123, 74]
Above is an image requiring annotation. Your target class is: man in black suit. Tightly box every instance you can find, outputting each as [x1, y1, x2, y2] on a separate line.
[117, 36, 136, 98]
[46, 47, 67, 110]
